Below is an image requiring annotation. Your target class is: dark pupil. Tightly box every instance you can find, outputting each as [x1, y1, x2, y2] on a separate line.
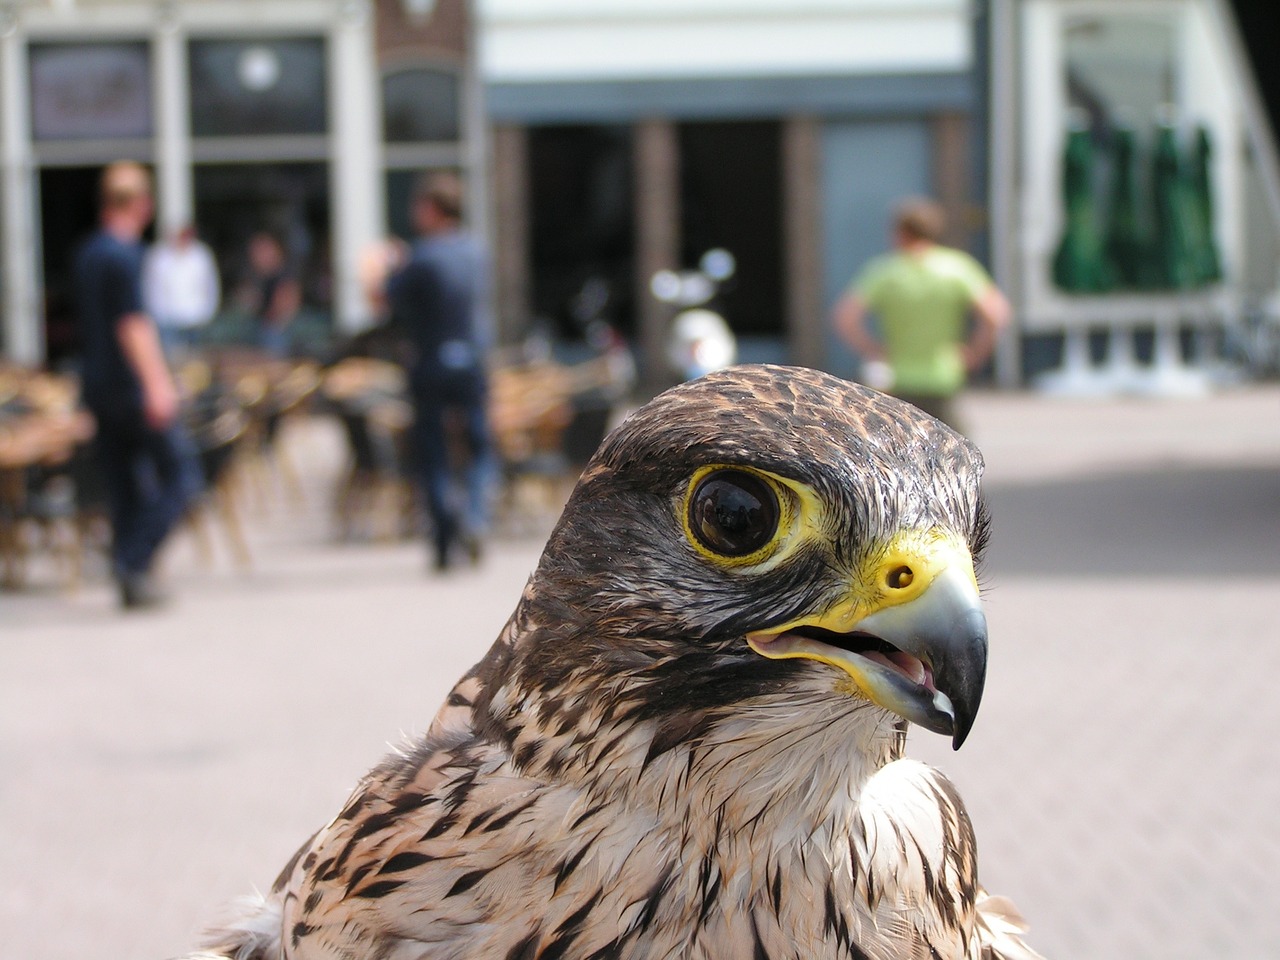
[691, 471, 778, 557]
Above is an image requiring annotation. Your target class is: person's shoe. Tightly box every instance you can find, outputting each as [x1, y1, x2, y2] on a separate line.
[117, 572, 168, 610]
[430, 534, 455, 573]
[461, 532, 484, 566]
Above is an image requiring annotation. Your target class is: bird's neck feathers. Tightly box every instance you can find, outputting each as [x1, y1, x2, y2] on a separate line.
[463, 593, 905, 847]
[440, 607, 984, 957]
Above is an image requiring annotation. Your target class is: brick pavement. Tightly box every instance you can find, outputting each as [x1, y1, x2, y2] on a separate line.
[3, 384, 1279, 959]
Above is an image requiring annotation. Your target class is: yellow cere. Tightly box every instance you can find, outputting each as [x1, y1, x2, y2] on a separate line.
[811, 527, 979, 632]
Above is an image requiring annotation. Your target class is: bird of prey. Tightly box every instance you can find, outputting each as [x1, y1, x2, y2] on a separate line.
[187, 364, 1043, 960]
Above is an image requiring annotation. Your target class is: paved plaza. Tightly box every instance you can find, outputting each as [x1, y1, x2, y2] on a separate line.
[3, 382, 1280, 959]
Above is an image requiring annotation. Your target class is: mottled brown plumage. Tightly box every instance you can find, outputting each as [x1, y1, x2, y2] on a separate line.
[185, 365, 1043, 960]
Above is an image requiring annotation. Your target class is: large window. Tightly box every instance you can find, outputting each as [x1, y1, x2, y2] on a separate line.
[188, 38, 327, 138]
[380, 62, 466, 256]
[386, 169, 430, 241]
[1064, 16, 1176, 136]
[29, 41, 152, 141]
[193, 163, 332, 346]
[382, 67, 460, 144]
[28, 41, 155, 362]
[188, 36, 332, 342]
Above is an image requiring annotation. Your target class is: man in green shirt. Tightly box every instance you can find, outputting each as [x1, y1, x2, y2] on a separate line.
[832, 198, 1009, 431]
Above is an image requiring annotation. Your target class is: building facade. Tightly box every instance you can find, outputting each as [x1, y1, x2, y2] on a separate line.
[7, 0, 1271, 388]
[480, 0, 989, 387]
[988, 0, 1280, 388]
[0, 0, 481, 366]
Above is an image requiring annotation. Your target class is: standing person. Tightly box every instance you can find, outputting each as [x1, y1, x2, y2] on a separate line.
[142, 223, 221, 359]
[386, 171, 495, 572]
[832, 197, 1010, 431]
[74, 161, 203, 608]
[244, 230, 301, 357]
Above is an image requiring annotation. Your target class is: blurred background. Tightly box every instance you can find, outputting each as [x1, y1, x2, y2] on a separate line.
[2, 1, 1279, 958]
[2, 0, 1279, 384]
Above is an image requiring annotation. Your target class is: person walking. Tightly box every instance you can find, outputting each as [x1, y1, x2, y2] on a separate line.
[386, 171, 495, 572]
[832, 197, 1010, 431]
[74, 162, 203, 608]
[142, 223, 221, 359]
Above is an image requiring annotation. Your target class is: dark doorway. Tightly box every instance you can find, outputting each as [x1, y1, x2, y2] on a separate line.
[528, 125, 635, 342]
[678, 120, 785, 352]
[1229, 0, 1279, 146]
[39, 166, 143, 367]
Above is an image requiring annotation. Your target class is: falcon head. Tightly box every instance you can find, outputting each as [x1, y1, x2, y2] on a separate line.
[501, 365, 990, 759]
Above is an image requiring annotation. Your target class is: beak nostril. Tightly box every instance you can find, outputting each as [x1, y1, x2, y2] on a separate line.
[886, 565, 914, 590]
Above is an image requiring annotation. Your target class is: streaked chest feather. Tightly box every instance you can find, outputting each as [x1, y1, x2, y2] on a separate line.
[280, 683, 980, 960]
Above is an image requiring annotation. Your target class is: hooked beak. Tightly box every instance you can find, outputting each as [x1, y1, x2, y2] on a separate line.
[746, 531, 988, 749]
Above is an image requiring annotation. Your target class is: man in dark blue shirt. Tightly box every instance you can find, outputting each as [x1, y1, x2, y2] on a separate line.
[75, 162, 202, 607]
[386, 172, 495, 571]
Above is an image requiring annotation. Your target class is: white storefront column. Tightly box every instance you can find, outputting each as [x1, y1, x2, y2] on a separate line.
[0, 18, 40, 364]
[152, 20, 193, 236]
[328, 0, 384, 335]
[462, 0, 490, 269]
[988, 0, 1020, 387]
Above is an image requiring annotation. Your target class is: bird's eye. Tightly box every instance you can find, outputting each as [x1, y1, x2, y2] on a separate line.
[688, 469, 780, 558]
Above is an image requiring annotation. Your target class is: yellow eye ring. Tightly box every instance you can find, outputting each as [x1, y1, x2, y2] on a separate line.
[681, 465, 795, 567]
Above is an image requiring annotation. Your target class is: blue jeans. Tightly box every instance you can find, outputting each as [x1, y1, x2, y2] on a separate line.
[92, 413, 204, 578]
[257, 324, 291, 358]
[411, 369, 495, 564]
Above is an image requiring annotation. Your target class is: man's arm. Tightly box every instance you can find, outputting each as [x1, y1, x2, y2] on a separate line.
[960, 284, 1011, 373]
[832, 292, 885, 363]
[117, 312, 179, 428]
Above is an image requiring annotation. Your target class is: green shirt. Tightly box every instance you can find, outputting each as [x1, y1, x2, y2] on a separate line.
[851, 246, 993, 396]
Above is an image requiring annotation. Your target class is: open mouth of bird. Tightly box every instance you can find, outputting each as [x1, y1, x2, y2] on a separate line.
[776, 625, 939, 692]
[746, 624, 956, 739]
[745, 563, 986, 746]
